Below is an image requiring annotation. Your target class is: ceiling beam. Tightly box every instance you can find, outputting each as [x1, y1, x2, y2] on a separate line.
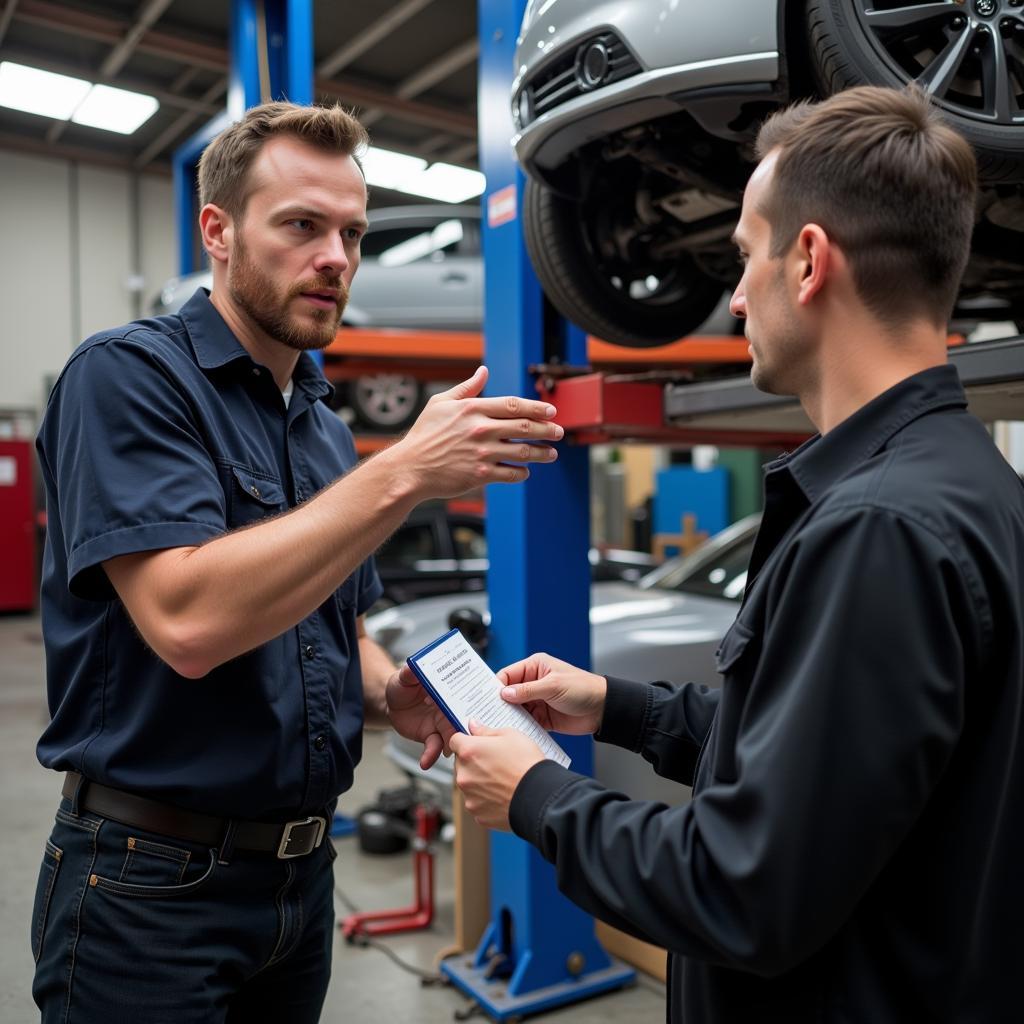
[0, 0, 20, 48]
[0, 128, 170, 175]
[134, 75, 226, 169]
[316, 0, 436, 78]
[395, 37, 478, 100]
[315, 75, 474, 137]
[44, 0, 176, 147]
[12, 2, 476, 138]
[442, 139, 478, 165]
[100, 0, 176, 78]
[16, 1, 226, 71]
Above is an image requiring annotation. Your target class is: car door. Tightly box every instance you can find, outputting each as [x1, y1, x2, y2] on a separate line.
[354, 213, 482, 330]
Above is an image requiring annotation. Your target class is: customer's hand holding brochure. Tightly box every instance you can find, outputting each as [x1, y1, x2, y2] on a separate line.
[407, 628, 571, 768]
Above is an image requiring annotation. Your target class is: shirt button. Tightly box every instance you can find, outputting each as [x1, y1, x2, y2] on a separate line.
[304, 645, 315, 660]
[250, 485, 261, 498]
[314, 735, 327, 751]
[252, 367, 261, 376]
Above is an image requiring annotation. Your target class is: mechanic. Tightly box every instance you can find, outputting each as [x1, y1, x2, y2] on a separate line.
[30, 101, 563, 1023]
[405, 86, 1024, 1022]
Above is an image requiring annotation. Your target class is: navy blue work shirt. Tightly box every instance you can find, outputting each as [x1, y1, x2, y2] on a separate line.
[35, 289, 383, 821]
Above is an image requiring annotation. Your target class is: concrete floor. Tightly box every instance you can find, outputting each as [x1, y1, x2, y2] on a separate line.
[0, 613, 664, 1023]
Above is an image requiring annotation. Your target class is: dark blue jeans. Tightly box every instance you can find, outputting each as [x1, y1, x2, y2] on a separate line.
[31, 798, 337, 1023]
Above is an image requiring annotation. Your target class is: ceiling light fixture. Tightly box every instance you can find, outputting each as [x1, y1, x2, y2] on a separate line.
[72, 84, 159, 135]
[0, 61, 159, 134]
[361, 145, 485, 204]
[0, 62, 91, 120]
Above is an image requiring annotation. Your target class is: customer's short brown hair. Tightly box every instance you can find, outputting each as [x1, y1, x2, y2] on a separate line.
[197, 101, 368, 218]
[754, 86, 977, 327]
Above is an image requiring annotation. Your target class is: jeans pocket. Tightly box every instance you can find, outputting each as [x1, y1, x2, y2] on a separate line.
[118, 835, 191, 886]
[31, 840, 62, 963]
[91, 848, 218, 899]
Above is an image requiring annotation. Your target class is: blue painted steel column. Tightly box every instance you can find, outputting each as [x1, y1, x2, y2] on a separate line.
[438, 2, 634, 1017]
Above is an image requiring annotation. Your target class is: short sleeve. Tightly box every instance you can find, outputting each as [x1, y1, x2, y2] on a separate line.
[39, 338, 226, 600]
[356, 553, 384, 615]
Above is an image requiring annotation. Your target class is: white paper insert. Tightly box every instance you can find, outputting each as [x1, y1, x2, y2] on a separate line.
[415, 631, 571, 768]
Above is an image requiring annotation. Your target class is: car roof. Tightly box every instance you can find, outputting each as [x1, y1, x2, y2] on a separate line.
[367, 204, 480, 224]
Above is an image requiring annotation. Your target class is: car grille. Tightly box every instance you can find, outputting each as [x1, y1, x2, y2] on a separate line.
[515, 31, 641, 129]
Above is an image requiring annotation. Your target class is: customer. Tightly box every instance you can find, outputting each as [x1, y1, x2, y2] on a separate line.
[31, 101, 562, 1023]
[412, 86, 1024, 1022]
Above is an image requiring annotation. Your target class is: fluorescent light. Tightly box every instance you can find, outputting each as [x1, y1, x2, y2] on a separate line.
[0, 61, 158, 134]
[362, 146, 428, 191]
[360, 145, 485, 204]
[72, 84, 159, 134]
[411, 162, 486, 203]
[0, 62, 90, 120]
[378, 219, 464, 268]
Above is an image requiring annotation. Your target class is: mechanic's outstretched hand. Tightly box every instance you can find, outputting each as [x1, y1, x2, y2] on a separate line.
[385, 664, 456, 770]
[383, 366, 564, 500]
[496, 652, 608, 735]
[449, 722, 545, 831]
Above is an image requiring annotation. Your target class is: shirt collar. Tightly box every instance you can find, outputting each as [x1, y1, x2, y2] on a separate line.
[778, 363, 968, 503]
[179, 288, 333, 402]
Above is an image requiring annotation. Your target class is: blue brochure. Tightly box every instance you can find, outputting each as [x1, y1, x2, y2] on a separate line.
[407, 628, 570, 767]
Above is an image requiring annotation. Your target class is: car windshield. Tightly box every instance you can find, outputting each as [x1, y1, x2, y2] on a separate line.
[641, 525, 756, 602]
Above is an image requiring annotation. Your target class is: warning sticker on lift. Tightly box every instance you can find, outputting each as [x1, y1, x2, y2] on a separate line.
[487, 184, 517, 228]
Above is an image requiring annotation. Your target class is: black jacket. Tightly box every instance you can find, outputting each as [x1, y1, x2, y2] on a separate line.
[511, 365, 1024, 1023]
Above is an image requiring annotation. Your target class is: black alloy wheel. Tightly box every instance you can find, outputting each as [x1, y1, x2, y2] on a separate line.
[809, 0, 1024, 181]
[523, 177, 726, 348]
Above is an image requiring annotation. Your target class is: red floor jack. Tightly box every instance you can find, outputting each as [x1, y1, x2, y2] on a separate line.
[341, 803, 441, 939]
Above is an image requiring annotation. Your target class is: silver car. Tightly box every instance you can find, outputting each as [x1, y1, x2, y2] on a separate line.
[511, 1, 1024, 348]
[369, 513, 759, 801]
[151, 205, 483, 430]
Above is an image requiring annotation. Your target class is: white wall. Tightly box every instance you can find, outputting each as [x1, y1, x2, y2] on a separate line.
[0, 150, 175, 419]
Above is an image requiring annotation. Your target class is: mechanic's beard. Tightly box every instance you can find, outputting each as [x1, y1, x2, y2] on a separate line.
[229, 238, 348, 352]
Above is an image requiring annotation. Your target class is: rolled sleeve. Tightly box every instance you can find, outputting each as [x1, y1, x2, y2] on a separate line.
[42, 338, 227, 601]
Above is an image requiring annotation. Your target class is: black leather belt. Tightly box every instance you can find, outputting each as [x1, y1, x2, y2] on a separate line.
[62, 772, 327, 859]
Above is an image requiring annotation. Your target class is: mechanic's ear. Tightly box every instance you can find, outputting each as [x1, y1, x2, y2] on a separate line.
[199, 204, 233, 265]
[796, 223, 830, 306]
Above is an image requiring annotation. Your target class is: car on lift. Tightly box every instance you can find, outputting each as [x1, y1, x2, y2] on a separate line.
[152, 205, 483, 430]
[511, 0, 1024, 348]
[368, 513, 760, 793]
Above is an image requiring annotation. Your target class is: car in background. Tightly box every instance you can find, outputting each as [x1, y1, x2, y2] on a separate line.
[511, 0, 1024, 348]
[374, 501, 656, 609]
[151, 205, 483, 430]
[369, 513, 760, 793]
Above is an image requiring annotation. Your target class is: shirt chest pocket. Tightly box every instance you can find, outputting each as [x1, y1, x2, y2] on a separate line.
[228, 466, 287, 527]
[711, 618, 760, 783]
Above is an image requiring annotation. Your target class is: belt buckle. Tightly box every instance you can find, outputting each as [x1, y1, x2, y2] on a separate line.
[277, 816, 327, 859]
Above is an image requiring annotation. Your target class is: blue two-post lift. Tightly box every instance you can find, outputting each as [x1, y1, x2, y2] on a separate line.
[173, 1, 635, 1018]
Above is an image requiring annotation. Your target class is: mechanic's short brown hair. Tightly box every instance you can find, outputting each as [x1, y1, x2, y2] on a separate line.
[198, 101, 368, 218]
[755, 86, 977, 327]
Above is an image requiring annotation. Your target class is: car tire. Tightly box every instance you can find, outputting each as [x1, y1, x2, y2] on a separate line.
[357, 809, 409, 855]
[523, 178, 727, 348]
[349, 373, 425, 432]
[807, 0, 1024, 183]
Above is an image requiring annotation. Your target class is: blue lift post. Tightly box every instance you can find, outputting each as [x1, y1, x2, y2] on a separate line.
[438, 2, 636, 1018]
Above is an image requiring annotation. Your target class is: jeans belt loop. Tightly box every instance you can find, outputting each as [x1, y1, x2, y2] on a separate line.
[217, 819, 238, 866]
[69, 773, 87, 817]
